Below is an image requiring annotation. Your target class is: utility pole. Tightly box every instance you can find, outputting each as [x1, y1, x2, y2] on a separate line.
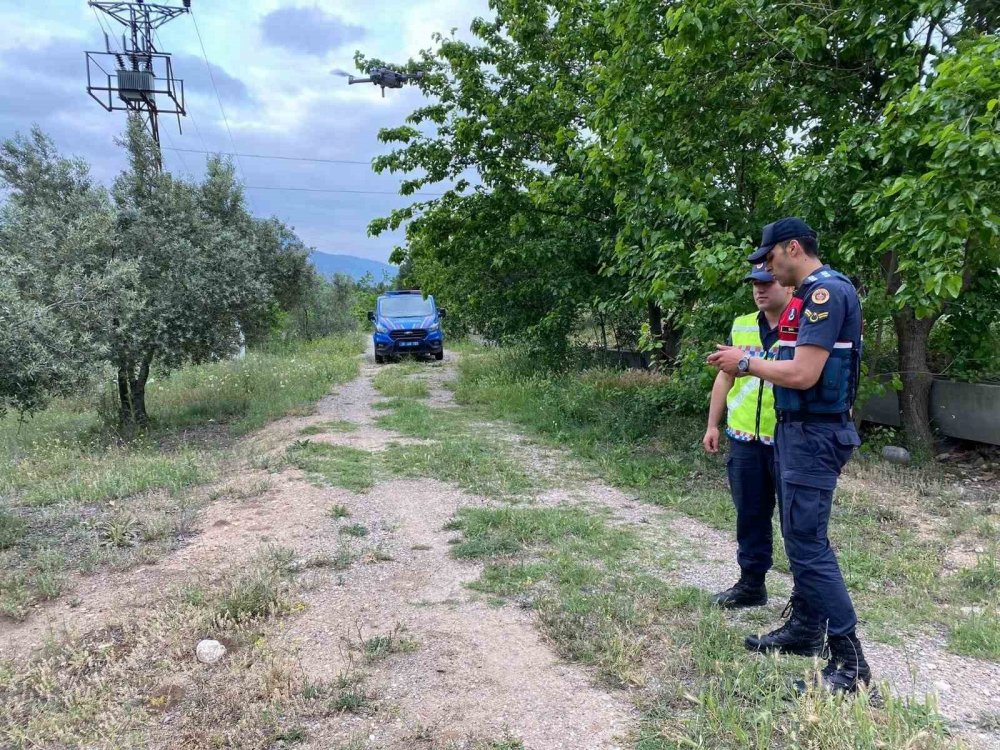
[85, 1, 192, 167]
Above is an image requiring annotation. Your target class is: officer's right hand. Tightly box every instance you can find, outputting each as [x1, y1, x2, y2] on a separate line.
[703, 427, 720, 454]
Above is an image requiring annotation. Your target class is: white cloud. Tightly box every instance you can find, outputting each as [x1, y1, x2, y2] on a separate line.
[0, 0, 495, 262]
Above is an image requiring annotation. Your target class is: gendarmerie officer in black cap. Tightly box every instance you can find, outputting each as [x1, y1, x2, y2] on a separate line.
[707, 217, 873, 694]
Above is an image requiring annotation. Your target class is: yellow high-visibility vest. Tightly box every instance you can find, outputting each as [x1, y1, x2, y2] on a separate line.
[726, 312, 778, 445]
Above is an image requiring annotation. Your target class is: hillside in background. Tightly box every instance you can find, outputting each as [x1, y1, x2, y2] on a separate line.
[309, 251, 397, 282]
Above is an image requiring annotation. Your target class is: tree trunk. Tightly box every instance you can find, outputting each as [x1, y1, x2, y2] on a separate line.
[660, 317, 682, 365]
[647, 301, 662, 366]
[646, 302, 682, 368]
[118, 361, 133, 426]
[891, 308, 938, 453]
[117, 351, 153, 428]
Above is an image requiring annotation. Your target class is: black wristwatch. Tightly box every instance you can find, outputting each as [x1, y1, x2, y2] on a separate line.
[737, 355, 751, 375]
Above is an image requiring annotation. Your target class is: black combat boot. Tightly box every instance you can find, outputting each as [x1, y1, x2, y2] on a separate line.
[794, 631, 873, 695]
[744, 597, 825, 657]
[711, 571, 767, 609]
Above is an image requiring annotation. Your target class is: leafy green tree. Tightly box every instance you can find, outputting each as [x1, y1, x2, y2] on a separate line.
[777, 6, 1000, 449]
[366, 0, 631, 359]
[1, 119, 314, 426]
[0, 127, 137, 415]
[280, 272, 358, 342]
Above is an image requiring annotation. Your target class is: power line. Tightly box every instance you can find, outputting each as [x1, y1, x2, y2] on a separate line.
[152, 26, 213, 158]
[190, 10, 246, 182]
[244, 185, 447, 196]
[160, 127, 192, 177]
[163, 147, 372, 165]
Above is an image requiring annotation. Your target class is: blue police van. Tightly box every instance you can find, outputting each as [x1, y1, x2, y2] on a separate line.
[368, 290, 446, 364]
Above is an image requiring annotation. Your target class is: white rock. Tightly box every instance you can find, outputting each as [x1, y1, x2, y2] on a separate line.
[196, 639, 227, 664]
[933, 680, 952, 693]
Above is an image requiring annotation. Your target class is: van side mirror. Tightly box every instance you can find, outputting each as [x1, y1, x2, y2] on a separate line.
[438, 308, 447, 319]
[367, 311, 375, 322]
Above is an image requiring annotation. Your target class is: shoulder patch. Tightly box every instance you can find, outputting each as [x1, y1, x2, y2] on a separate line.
[804, 309, 829, 323]
[811, 288, 830, 305]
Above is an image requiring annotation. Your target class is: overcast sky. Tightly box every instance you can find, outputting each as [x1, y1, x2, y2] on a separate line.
[0, 0, 493, 263]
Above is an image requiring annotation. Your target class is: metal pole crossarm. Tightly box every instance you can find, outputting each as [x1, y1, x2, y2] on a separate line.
[85, 0, 192, 159]
[88, 1, 190, 30]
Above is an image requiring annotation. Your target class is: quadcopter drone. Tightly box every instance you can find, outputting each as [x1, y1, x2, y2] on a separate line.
[333, 67, 425, 97]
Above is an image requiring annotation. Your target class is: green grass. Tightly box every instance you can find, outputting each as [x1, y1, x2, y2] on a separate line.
[298, 420, 357, 436]
[948, 608, 1000, 659]
[386, 438, 536, 499]
[362, 625, 417, 662]
[0, 335, 363, 618]
[328, 504, 351, 519]
[448, 502, 956, 748]
[372, 363, 430, 399]
[958, 548, 1000, 600]
[374, 398, 465, 438]
[286, 441, 374, 493]
[338, 523, 369, 538]
[145, 335, 364, 434]
[453, 345, 998, 657]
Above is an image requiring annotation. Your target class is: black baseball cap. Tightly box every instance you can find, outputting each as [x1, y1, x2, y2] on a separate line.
[747, 217, 817, 263]
[744, 263, 775, 283]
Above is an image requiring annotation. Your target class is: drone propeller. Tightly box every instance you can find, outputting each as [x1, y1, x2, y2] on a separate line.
[329, 68, 352, 78]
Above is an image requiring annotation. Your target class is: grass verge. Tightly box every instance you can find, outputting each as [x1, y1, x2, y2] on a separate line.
[0, 546, 355, 749]
[453, 346, 1000, 657]
[0, 335, 363, 619]
[448, 503, 956, 748]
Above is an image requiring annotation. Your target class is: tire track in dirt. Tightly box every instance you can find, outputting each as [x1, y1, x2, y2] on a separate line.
[271, 349, 634, 749]
[2, 348, 636, 750]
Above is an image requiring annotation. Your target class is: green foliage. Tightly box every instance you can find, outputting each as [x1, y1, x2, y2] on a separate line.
[275, 273, 359, 343]
[0, 118, 315, 424]
[287, 441, 374, 494]
[367, 1, 1000, 445]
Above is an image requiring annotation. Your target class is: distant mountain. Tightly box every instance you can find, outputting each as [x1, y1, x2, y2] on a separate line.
[308, 251, 397, 282]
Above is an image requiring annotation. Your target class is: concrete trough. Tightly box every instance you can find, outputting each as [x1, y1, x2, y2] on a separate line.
[855, 380, 1000, 446]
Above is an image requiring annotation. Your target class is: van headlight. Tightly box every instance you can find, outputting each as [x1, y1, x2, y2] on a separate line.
[375, 323, 388, 333]
[428, 323, 440, 332]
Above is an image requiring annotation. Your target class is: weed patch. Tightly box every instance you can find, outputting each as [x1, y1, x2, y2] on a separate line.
[286, 441, 374, 493]
[0, 547, 336, 749]
[948, 608, 1000, 659]
[373, 363, 429, 399]
[448, 500, 956, 747]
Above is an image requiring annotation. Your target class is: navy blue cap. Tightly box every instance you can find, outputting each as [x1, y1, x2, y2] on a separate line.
[744, 263, 775, 283]
[747, 217, 817, 263]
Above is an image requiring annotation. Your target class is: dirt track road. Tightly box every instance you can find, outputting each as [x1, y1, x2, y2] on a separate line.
[7, 344, 999, 749]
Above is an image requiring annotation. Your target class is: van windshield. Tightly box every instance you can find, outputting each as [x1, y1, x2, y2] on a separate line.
[380, 295, 433, 318]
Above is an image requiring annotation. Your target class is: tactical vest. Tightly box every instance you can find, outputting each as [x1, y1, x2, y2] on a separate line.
[775, 270, 861, 414]
[726, 312, 778, 445]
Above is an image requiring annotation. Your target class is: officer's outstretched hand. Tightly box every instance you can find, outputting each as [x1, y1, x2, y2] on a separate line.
[703, 426, 720, 454]
[707, 344, 742, 376]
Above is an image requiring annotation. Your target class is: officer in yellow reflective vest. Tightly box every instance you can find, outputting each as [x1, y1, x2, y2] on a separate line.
[703, 265, 792, 608]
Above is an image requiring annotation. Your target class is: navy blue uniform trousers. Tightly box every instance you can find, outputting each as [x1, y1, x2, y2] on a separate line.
[774, 417, 861, 636]
[727, 439, 779, 575]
